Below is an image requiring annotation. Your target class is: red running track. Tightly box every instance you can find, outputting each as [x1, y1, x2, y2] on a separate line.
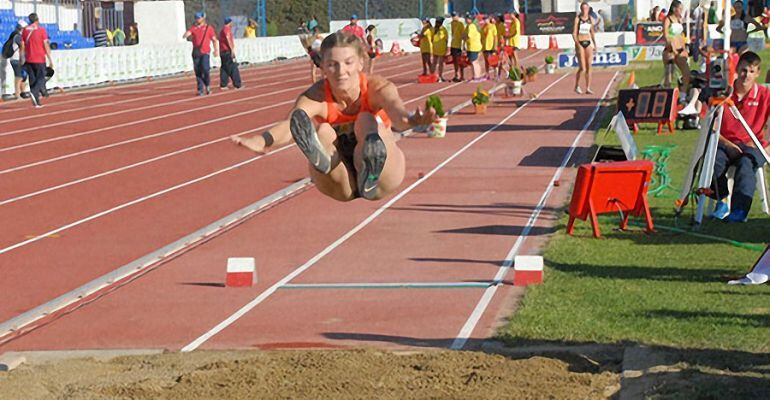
[0, 50, 618, 353]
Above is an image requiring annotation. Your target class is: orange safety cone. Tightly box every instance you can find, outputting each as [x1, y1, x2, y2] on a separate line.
[625, 71, 636, 88]
[548, 35, 558, 50]
[528, 35, 536, 50]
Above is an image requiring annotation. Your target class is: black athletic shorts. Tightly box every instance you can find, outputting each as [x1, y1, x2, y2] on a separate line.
[450, 47, 462, 57]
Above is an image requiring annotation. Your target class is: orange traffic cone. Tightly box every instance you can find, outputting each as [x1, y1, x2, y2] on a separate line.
[625, 71, 637, 88]
[528, 36, 536, 50]
[548, 35, 558, 50]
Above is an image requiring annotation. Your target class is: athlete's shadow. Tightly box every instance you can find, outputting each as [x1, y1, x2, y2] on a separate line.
[518, 146, 593, 167]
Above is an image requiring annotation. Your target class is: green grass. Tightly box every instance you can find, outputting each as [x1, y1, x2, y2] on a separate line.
[498, 55, 770, 354]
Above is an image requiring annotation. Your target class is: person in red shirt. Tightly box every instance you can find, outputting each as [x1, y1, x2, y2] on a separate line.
[20, 13, 53, 108]
[183, 12, 219, 96]
[711, 51, 770, 222]
[218, 17, 241, 90]
[341, 14, 365, 40]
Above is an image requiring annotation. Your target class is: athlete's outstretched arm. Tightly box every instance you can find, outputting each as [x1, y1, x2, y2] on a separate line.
[372, 80, 437, 132]
[231, 95, 323, 153]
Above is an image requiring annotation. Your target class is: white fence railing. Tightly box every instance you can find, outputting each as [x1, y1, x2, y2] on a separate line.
[1, 35, 312, 95]
[1, 32, 425, 96]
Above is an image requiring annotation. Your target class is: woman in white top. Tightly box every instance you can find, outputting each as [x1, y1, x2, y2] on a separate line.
[572, 2, 596, 94]
[662, 0, 690, 90]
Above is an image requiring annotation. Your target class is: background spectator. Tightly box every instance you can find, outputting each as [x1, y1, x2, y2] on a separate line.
[93, 24, 108, 47]
[650, 6, 660, 22]
[341, 14, 364, 39]
[20, 12, 53, 107]
[112, 26, 125, 46]
[244, 19, 257, 38]
[126, 23, 139, 45]
[219, 17, 241, 90]
[595, 10, 606, 32]
[307, 15, 319, 32]
[183, 11, 219, 96]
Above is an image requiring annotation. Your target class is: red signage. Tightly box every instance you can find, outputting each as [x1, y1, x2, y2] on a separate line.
[566, 160, 655, 238]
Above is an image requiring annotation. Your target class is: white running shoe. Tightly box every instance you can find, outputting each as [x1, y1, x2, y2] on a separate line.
[678, 103, 698, 115]
[575, 87, 583, 94]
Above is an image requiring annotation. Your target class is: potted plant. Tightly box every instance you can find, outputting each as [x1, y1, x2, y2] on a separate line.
[544, 55, 556, 74]
[425, 95, 447, 138]
[524, 66, 539, 82]
[471, 86, 490, 114]
[506, 66, 524, 96]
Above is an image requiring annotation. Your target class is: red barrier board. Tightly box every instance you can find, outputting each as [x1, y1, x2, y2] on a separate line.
[566, 160, 655, 238]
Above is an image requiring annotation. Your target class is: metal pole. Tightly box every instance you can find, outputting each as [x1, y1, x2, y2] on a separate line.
[328, 0, 332, 29]
[55, 0, 60, 27]
[723, 0, 730, 53]
[419, 0, 423, 19]
[365, 0, 369, 21]
[260, 0, 267, 36]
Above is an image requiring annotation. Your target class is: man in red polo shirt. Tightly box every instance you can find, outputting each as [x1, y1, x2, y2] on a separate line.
[183, 12, 219, 96]
[341, 14, 365, 40]
[20, 13, 52, 108]
[711, 51, 770, 222]
[218, 16, 241, 90]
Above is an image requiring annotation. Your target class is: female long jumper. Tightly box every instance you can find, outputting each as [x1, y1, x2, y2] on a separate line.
[232, 32, 437, 201]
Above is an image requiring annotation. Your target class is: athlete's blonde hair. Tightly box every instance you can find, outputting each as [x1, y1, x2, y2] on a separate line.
[320, 31, 366, 60]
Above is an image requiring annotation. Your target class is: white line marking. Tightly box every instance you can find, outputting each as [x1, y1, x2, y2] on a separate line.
[0, 179, 312, 343]
[181, 66, 562, 353]
[0, 51, 542, 343]
[0, 57, 321, 118]
[0, 60, 414, 140]
[0, 145, 294, 256]
[0, 68, 420, 174]
[449, 71, 619, 350]
[0, 61, 313, 124]
[0, 79, 460, 252]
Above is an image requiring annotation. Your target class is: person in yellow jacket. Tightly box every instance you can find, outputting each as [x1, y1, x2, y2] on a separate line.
[431, 16, 449, 81]
[449, 12, 465, 82]
[418, 18, 433, 75]
[509, 11, 521, 66]
[244, 19, 257, 38]
[463, 13, 483, 81]
[481, 15, 498, 79]
[495, 13, 508, 79]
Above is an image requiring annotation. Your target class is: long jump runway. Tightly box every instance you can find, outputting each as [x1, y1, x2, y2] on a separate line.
[0, 51, 618, 353]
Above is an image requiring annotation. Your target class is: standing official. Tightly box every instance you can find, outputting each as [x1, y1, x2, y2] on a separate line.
[20, 13, 52, 108]
[219, 17, 242, 90]
[183, 12, 219, 96]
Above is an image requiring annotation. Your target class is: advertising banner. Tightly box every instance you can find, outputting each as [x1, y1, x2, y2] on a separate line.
[524, 13, 575, 36]
[558, 51, 629, 68]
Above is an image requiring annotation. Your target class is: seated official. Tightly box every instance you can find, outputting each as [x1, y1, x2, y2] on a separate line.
[711, 51, 770, 223]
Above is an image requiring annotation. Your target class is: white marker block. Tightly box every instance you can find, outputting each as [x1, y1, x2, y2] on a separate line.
[514, 255, 544, 286]
[226, 257, 256, 288]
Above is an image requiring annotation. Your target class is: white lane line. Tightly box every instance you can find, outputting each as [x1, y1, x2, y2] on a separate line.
[0, 79, 460, 254]
[0, 81, 462, 205]
[0, 60, 414, 140]
[0, 178, 313, 344]
[181, 70, 561, 353]
[0, 61, 311, 125]
[0, 66, 420, 175]
[0, 55, 410, 125]
[449, 71, 619, 350]
[0, 144, 297, 256]
[0, 57, 313, 118]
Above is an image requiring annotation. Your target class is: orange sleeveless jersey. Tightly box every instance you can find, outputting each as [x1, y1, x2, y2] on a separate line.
[315, 73, 392, 129]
